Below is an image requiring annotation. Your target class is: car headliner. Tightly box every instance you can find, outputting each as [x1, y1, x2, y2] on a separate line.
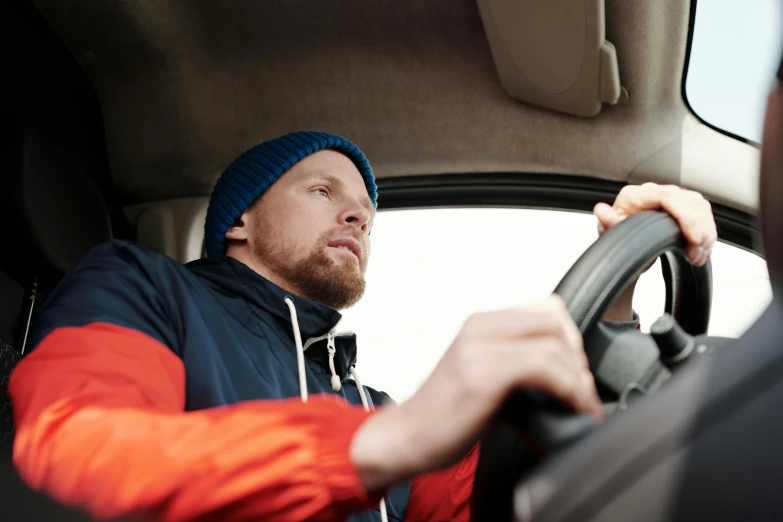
[33, 0, 760, 214]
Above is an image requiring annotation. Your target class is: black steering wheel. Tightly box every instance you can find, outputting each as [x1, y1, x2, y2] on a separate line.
[471, 210, 713, 521]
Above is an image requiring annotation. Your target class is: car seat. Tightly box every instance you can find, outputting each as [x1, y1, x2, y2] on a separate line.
[0, 119, 113, 458]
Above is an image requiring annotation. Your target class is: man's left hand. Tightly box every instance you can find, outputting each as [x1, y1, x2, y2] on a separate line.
[594, 183, 717, 266]
[594, 183, 717, 321]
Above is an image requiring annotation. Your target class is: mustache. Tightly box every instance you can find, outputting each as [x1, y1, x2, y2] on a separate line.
[321, 228, 366, 245]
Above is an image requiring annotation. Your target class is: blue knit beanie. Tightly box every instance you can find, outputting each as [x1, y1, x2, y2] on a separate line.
[204, 131, 377, 258]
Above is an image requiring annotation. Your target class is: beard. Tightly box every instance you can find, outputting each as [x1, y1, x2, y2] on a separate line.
[252, 212, 367, 310]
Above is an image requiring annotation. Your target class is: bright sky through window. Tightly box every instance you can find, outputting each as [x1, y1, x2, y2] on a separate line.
[685, 0, 782, 143]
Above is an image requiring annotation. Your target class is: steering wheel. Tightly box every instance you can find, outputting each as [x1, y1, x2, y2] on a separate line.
[470, 210, 713, 521]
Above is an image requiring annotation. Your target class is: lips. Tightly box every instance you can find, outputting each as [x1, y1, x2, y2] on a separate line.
[327, 237, 362, 261]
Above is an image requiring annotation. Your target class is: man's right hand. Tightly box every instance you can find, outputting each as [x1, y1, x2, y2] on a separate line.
[350, 295, 603, 493]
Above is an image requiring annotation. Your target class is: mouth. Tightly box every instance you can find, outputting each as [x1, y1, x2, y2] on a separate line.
[327, 237, 362, 261]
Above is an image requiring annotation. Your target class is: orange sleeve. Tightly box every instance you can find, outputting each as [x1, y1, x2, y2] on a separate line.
[403, 445, 479, 522]
[9, 323, 381, 522]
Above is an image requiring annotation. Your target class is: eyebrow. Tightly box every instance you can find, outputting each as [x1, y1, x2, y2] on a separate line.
[306, 172, 375, 214]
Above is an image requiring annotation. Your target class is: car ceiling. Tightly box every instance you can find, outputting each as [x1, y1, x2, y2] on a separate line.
[31, 0, 761, 213]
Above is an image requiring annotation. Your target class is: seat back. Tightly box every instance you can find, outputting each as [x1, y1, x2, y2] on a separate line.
[0, 340, 21, 446]
[0, 119, 114, 452]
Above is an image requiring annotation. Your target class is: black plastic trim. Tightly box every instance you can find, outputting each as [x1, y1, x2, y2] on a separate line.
[681, 0, 761, 148]
[376, 173, 760, 253]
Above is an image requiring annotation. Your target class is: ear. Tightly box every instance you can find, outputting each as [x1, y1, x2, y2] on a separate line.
[225, 211, 251, 241]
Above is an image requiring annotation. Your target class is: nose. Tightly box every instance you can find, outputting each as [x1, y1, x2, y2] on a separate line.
[339, 199, 372, 233]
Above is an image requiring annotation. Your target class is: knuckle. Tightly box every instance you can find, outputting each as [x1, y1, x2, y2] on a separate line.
[521, 343, 547, 373]
[527, 348, 552, 377]
[662, 189, 679, 205]
[555, 315, 572, 342]
[453, 345, 484, 390]
[545, 338, 571, 366]
[561, 377, 580, 403]
[463, 312, 485, 331]
[540, 311, 563, 334]
[618, 185, 639, 200]
[459, 364, 484, 396]
[538, 340, 560, 360]
[687, 214, 700, 228]
[547, 295, 568, 314]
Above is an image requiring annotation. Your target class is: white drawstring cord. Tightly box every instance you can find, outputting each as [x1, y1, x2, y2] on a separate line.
[284, 297, 308, 403]
[284, 297, 388, 522]
[349, 366, 369, 409]
[327, 332, 342, 392]
[350, 365, 389, 522]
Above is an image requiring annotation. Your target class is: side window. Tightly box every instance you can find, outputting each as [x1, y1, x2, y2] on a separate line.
[340, 208, 771, 401]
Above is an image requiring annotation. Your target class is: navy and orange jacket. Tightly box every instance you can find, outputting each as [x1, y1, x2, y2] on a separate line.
[9, 240, 477, 522]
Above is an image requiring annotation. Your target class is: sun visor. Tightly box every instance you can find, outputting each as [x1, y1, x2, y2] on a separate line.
[476, 0, 627, 117]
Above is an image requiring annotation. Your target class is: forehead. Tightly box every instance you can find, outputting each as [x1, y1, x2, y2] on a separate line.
[286, 150, 363, 184]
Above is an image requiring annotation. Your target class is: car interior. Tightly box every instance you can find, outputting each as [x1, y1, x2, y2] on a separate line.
[1, 0, 782, 520]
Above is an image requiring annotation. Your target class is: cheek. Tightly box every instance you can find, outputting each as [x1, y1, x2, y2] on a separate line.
[259, 194, 335, 251]
[288, 209, 332, 249]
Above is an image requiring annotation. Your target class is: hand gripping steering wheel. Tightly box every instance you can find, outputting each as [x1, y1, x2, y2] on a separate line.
[471, 210, 713, 521]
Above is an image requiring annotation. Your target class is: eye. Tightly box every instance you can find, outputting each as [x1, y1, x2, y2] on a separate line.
[314, 187, 330, 198]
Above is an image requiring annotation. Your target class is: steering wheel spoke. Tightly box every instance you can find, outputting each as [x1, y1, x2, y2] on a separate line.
[588, 323, 670, 399]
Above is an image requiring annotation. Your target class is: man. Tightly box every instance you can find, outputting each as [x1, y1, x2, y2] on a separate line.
[8, 131, 716, 522]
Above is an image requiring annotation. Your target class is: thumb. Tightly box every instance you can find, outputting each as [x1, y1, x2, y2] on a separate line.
[593, 203, 622, 234]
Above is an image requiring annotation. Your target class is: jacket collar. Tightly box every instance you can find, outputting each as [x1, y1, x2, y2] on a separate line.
[186, 256, 359, 379]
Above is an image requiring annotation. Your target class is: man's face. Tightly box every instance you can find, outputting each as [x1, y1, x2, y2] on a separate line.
[240, 150, 374, 309]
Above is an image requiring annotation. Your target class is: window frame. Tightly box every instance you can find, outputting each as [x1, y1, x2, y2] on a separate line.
[377, 172, 760, 253]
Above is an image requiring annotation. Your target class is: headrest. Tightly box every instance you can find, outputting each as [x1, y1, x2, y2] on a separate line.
[0, 118, 112, 291]
[759, 42, 783, 294]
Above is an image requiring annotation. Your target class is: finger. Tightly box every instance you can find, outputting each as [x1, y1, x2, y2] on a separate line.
[520, 335, 595, 401]
[510, 298, 587, 369]
[614, 185, 717, 263]
[659, 192, 711, 248]
[467, 298, 589, 373]
[613, 184, 689, 225]
[593, 203, 620, 234]
[512, 343, 602, 420]
[611, 183, 663, 216]
[538, 297, 588, 370]
[619, 185, 711, 245]
[701, 204, 718, 262]
[469, 296, 573, 340]
[671, 197, 715, 265]
[552, 296, 589, 369]
[581, 371, 605, 421]
[685, 245, 707, 266]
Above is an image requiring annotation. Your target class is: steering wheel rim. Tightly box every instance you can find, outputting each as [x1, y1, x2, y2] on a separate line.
[471, 210, 712, 522]
[554, 210, 711, 340]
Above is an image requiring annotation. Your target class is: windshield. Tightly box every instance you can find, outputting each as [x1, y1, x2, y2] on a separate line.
[340, 208, 770, 401]
[685, 0, 782, 143]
